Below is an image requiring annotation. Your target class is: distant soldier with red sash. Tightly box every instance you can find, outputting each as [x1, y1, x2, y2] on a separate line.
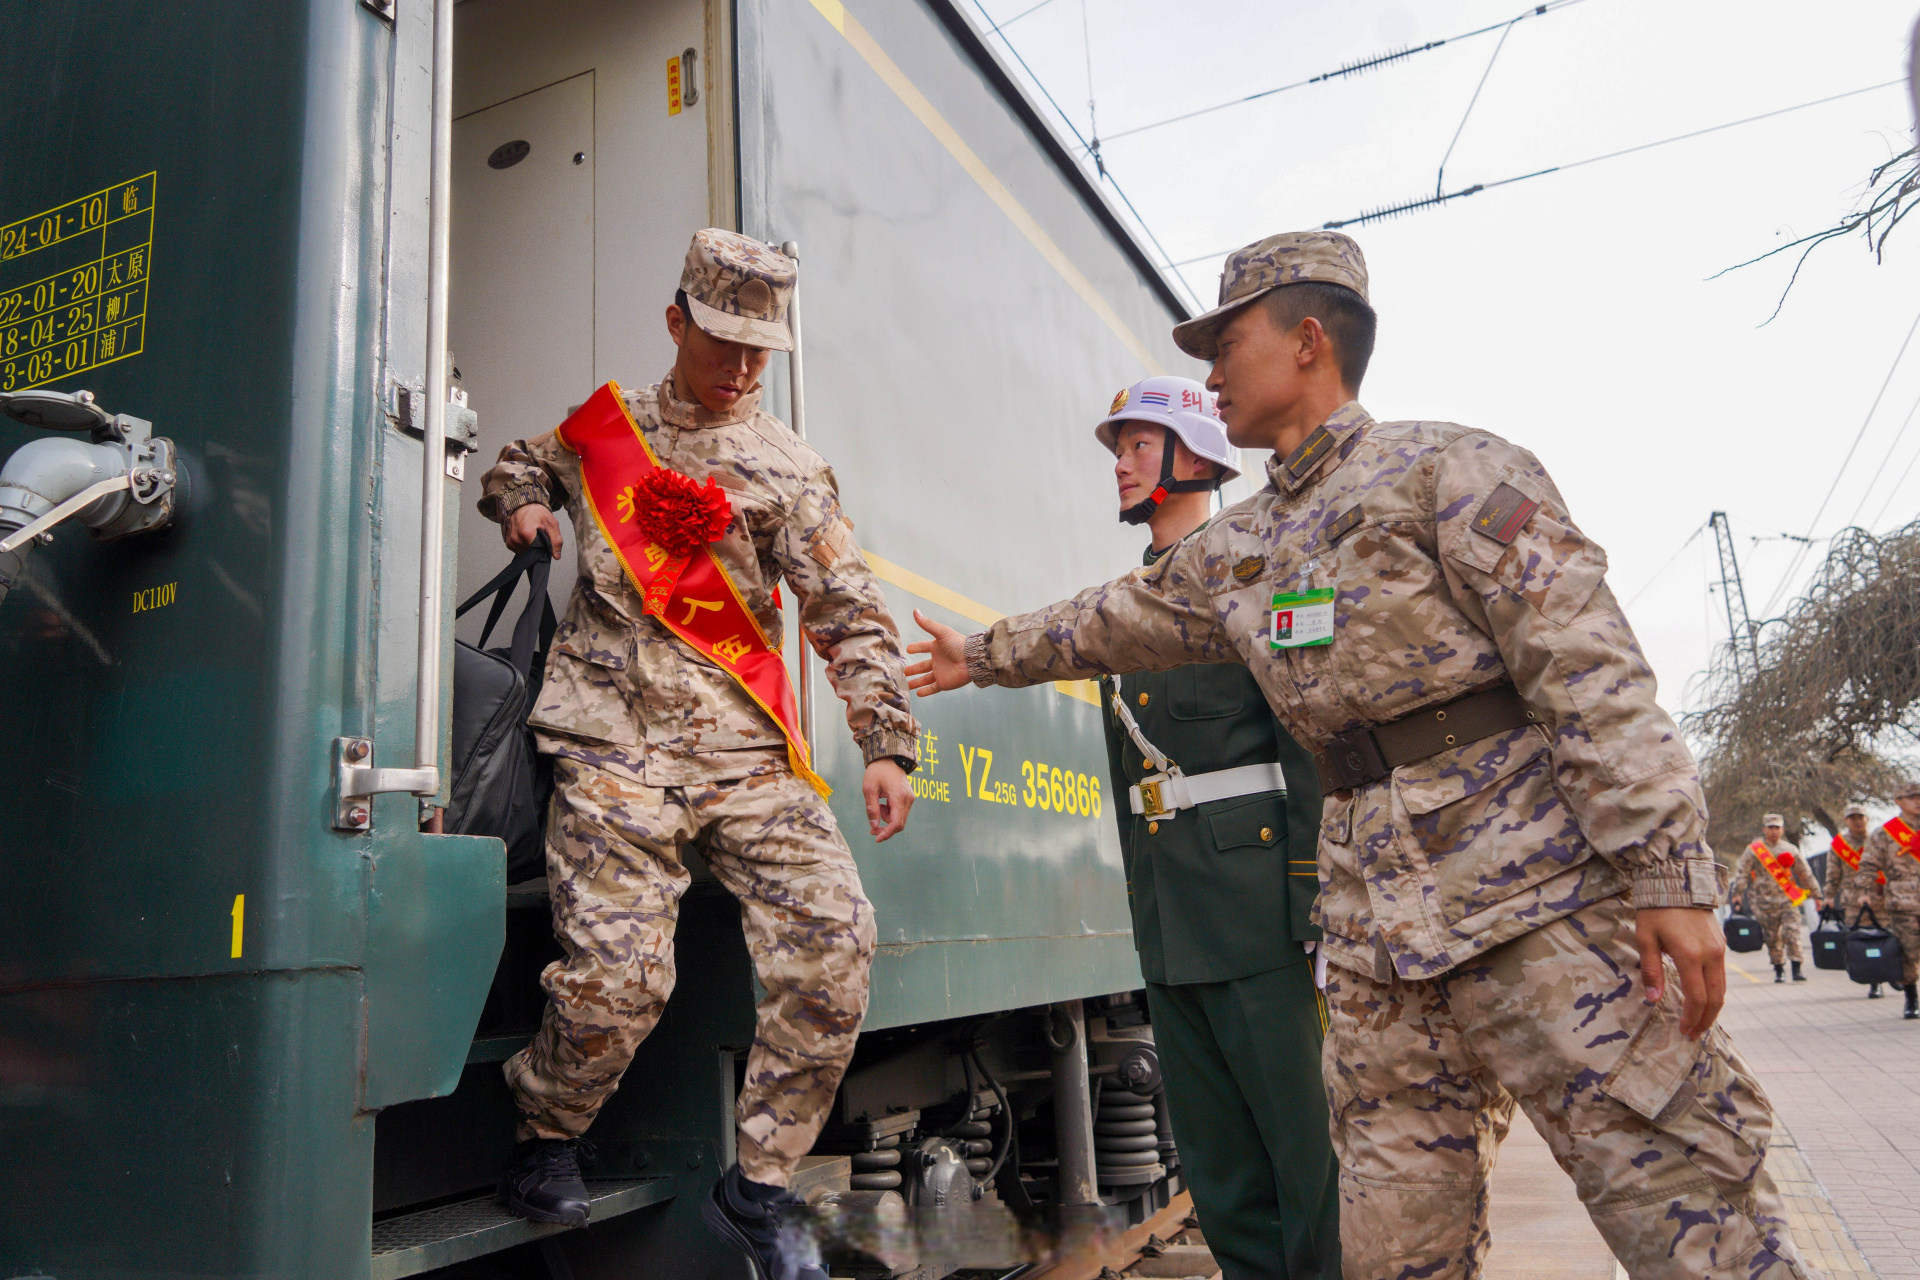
[1824, 803, 1885, 997]
[478, 230, 919, 1274]
[1733, 814, 1823, 982]
[1859, 781, 1920, 1019]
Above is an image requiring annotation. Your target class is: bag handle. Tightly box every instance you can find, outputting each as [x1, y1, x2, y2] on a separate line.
[457, 531, 560, 678]
[1851, 903, 1883, 930]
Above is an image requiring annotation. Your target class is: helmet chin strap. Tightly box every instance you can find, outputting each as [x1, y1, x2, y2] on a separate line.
[1119, 426, 1218, 525]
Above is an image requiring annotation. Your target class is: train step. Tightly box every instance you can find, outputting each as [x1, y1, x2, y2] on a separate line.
[370, 1177, 678, 1279]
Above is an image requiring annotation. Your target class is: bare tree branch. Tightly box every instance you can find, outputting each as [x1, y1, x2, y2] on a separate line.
[1714, 145, 1920, 322]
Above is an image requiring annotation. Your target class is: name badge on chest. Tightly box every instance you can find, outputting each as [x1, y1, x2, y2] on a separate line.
[1270, 588, 1335, 648]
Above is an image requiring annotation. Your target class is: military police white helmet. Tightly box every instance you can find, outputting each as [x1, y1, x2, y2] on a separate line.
[1095, 376, 1241, 482]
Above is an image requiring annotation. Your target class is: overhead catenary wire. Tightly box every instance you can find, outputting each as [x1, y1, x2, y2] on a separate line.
[993, 0, 1059, 27]
[1325, 80, 1906, 231]
[1623, 520, 1707, 609]
[1435, 16, 1521, 198]
[1868, 424, 1920, 530]
[967, 0, 1207, 311]
[1758, 302, 1920, 617]
[1164, 78, 1905, 263]
[1843, 383, 1920, 531]
[1090, 0, 1593, 149]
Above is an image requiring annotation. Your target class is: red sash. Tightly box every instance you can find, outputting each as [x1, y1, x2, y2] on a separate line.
[1886, 817, 1920, 864]
[1747, 840, 1808, 906]
[1831, 832, 1862, 871]
[557, 381, 829, 797]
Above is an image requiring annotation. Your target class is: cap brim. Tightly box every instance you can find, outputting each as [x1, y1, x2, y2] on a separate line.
[686, 294, 792, 352]
[1170, 287, 1275, 360]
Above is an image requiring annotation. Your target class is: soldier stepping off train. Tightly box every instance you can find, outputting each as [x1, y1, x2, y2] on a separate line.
[908, 231, 1812, 1279]
[478, 230, 921, 1280]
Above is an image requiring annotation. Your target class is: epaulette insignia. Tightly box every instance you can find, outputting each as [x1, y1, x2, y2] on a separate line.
[1231, 554, 1266, 583]
[1324, 505, 1364, 547]
[1471, 483, 1540, 545]
[1283, 425, 1334, 481]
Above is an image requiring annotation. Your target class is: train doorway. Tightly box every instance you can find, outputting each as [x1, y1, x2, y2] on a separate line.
[448, 0, 722, 640]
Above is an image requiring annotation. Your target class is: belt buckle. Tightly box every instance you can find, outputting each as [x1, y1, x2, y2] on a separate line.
[1321, 728, 1390, 790]
[1138, 774, 1174, 820]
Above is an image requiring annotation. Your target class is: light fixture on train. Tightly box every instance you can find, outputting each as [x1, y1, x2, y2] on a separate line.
[0, 389, 182, 608]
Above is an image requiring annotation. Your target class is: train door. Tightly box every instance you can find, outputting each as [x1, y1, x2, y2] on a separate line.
[449, 0, 723, 640]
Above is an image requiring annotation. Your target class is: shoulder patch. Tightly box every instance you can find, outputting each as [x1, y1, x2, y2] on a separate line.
[1324, 505, 1364, 547]
[808, 516, 855, 569]
[1470, 482, 1540, 545]
[1283, 425, 1335, 481]
[1231, 554, 1266, 583]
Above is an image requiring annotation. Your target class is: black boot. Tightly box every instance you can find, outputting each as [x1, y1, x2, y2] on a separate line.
[1869, 982, 1885, 998]
[1773, 964, 1785, 983]
[498, 1138, 590, 1227]
[1905, 984, 1918, 1020]
[1791, 961, 1807, 982]
[701, 1164, 828, 1280]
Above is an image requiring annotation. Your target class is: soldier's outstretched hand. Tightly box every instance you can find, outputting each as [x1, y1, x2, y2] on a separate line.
[905, 609, 971, 697]
[1637, 907, 1728, 1039]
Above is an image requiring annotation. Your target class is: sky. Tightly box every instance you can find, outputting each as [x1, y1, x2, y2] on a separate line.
[964, 0, 1920, 730]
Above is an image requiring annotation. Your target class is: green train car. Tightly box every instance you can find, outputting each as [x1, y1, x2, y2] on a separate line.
[0, 1, 1205, 1275]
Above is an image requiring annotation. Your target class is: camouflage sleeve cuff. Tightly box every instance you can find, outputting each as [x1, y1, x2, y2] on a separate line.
[858, 729, 921, 774]
[964, 632, 996, 688]
[1630, 858, 1728, 910]
[482, 480, 552, 523]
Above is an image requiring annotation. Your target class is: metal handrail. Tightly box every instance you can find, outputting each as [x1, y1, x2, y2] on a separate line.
[780, 239, 815, 750]
[411, 0, 456, 796]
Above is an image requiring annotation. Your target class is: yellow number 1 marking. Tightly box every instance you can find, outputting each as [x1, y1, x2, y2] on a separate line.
[230, 894, 244, 958]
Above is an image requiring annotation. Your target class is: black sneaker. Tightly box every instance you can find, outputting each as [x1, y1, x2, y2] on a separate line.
[1869, 983, 1885, 999]
[498, 1138, 590, 1227]
[1773, 965, 1785, 984]
[1791, 961, 1807, 982]
[1905, 984, 1919, 1020]
[700, 1164, 828, 1280]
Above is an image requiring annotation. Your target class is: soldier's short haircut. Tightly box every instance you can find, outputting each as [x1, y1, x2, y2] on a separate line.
[1262, 281, 1377, 391]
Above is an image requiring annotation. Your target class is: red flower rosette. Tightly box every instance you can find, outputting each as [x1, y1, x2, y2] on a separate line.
[631, 469, 732, 617]
[1778, 852, 1794, 867]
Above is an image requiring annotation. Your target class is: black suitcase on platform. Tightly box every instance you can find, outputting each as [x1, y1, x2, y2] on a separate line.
[1723, 912, 1765, 953]
[447, 534, 558, 886]
[1811, 909, 1849, 970]
[1844, 907, 1906, 985]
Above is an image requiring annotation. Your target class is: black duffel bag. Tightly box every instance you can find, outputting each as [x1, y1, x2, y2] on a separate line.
[1810, 908, 1849, 970]
[446, 534, 558, 885]
[1844, 906, 1906, 986]
[1723, 911, 1765, 953]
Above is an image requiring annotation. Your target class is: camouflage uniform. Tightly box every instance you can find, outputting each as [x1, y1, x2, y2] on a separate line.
[1732, 839, 1817, 966]
[959, 233, 1806, 1279]
[1859, 820, 1920, 987]
[1824, 820, 1873, 921]
[479, 231, 918, 1186]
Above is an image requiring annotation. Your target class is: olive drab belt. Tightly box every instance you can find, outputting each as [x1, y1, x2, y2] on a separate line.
[1109, 677, 1288, 820]
[1312, 682, 1539, 792]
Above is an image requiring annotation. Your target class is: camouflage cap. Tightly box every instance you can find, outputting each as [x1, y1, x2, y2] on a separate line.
[1898, 781, 1920, 800]
[1844, 802, 1868, 817]
[1171, 231, 1369, 360]
[678, 229, 795, 352]
[1762, 813, 1785, 827]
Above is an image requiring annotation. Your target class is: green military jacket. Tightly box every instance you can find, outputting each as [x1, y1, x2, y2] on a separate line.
[1099, 537, 1323, 986]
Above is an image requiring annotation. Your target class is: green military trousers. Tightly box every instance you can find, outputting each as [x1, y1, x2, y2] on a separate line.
[1145, 958, 1341, 1280]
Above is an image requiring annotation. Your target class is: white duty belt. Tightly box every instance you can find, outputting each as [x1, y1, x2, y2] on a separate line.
[1110, 676, 1288, 820]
